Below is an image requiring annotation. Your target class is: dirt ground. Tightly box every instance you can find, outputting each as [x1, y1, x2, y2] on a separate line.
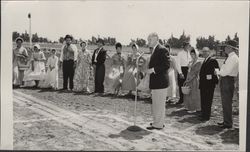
[13, 56, 239, 151]
[14, 84, 239, 150]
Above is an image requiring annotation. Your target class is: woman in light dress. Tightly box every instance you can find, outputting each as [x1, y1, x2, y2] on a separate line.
[164, 44, 178, 103]
[23, 44, 46, 87]
[13, 37, 29, 87]
[105, 42, 125, 96]
[39, 49, 59, 90]
[183, 48, 202, 113]
[73, 41, 92, 93]
[121, 43, 145, 96]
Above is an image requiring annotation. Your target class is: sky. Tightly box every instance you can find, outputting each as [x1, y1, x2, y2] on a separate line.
[2, 1, 248, 46]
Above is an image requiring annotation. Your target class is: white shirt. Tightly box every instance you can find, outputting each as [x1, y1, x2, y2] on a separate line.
[94, 47, 102, 62]
[151, 43, 159, 55]
[218, 52, 239, 77]
[59, 44, 78, 62]
[176, 49, 192, 74]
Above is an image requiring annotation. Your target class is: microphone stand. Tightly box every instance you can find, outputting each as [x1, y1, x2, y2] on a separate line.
[127, 52, 145, 132]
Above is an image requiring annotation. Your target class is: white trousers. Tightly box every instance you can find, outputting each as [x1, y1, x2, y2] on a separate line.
[151, 88, 168, 128]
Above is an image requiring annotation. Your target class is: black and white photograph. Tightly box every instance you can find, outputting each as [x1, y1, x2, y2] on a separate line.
[1, 0, 249, 151]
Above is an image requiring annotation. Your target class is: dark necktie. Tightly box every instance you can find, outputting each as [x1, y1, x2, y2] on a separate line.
[223, 57, 228, 64]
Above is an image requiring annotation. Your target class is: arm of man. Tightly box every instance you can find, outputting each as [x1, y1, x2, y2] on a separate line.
[59, 46, 64, 69]
[176, 51, 182, 74]
[73, 45, 78, 62]
[217, 57, 238, 77]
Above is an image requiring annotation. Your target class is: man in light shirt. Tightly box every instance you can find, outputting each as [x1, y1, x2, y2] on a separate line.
[59, 34, 78, 91]
[215, 40, 239, 129]
[175, 42, 192, 105]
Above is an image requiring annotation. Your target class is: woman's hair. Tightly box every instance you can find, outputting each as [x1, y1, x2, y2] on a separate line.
[190, 48, 199, 57]
[115, 42, 122, 49]
[80, 41, 87, 47]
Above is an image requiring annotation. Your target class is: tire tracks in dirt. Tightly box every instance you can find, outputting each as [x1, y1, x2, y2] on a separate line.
[14, 90, 212, 150]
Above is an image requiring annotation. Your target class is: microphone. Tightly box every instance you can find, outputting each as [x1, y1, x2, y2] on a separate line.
[136, 52, 145, 64]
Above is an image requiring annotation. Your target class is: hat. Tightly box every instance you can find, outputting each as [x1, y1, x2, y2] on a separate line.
[33, 44, 41, 50]
[80, 40, 87, 47]
[64, 34, 73, 40]
[219, 40, 238, 51]
[97, 38, 105, 45]
[15, 37, 24, 43]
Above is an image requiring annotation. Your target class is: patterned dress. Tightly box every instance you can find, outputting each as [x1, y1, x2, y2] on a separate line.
[105, 53, 125, 91]
[73, 50, 92, 92]
[13, 46, 28, 86]
[184, 60, 202, 111]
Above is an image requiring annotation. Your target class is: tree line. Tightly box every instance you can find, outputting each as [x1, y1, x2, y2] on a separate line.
[13, 31, 239, 50]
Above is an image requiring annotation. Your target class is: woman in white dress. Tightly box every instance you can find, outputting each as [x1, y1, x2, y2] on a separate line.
[23, 44, 46, 87]
[165, 44, 178, 103]
[39, 49, 59, 89]
[105, 42, 125, 96]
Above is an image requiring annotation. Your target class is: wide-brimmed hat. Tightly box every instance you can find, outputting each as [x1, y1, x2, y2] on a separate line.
[219, 40, 238, 51]
[64, 34, 73, 40]
[33, 44, 41, 50]
[15, 37, 24, 43]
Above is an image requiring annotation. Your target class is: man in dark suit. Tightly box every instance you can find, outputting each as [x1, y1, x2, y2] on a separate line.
[146, 33, 170, 130]
[92, 38, 107, 95]
[199, 47, 219, 121]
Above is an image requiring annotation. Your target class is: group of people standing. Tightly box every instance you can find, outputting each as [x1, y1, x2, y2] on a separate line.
[173, 39, 239, 130]
[13, 33, 239, 130]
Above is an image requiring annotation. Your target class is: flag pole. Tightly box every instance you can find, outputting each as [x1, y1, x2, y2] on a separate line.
[28, 13, 32, 48]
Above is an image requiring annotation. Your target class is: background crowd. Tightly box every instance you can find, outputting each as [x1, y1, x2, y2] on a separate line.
[13, 33, 239, 130]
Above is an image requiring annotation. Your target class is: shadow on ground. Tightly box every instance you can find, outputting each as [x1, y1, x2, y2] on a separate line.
[167, 109, 194, 117]
[220, 128, 239, 145]
[178, 116, 203, 124]
[108, 127, 152, 140]
[195, 125, 224, 136]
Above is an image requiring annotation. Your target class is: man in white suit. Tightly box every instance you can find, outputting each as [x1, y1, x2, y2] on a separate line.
[146, 33, 170, 130]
